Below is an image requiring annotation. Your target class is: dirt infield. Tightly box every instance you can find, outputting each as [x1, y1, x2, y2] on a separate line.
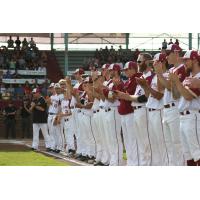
[0, 143, 30, 152]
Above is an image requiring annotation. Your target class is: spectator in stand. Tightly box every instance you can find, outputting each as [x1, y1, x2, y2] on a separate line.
[14, 84, 24, 100]
[3, 70, 12, 79]
[9, 57, 16, 70]
[7, 36, 14, 48]
[40, 82, 48, 97]
[7, 84, 14, 99]
[38, 64, 46, 73]
[22, 38, 29, 49]
[29, 37, 36, 49]
[0, 83, 6, 99]
[20, 98, 32, 138]
[3, 100, 17, 139]
[17, 55, 26, 69]
[133, 48, 140, 61]
[162, 39, 167, 49]
[168, 38, 173, 45]
[15, 36, 21, 50]
[175, 39, 179, 46]
[0, 50, 4, 68]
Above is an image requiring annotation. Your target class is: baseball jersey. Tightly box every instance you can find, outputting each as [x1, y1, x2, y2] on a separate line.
[118, 73, 141, 115]
[104, 80, 123, 108]
[146, 75, 164, 109]
[61, 96, 77, 114]
[131, 70, 154, 107]
[163, 64, 186, 105]
[48, 94, 61, 114]
[178, 72, 200, 112]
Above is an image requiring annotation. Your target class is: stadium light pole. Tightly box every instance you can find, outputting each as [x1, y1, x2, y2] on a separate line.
[189, 33, 192, 50]
[64, 33, 69, 76]
[126, 33, 129, 49]
[50, 33, 54, 51]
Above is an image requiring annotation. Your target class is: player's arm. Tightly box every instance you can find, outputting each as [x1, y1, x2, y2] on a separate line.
[172, 74, 195, 100]
[157, 74, 171, 91]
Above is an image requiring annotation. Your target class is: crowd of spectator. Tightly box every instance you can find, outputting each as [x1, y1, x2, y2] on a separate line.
[162, 38, 179, 49]
[0, 36, 47, 72]
[83, 45, 141, 70]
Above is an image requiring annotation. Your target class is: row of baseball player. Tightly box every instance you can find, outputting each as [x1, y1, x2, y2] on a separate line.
[31, 43, 200, 166]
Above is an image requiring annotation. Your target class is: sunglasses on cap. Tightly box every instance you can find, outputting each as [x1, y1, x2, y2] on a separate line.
[137, 60, 144, 64]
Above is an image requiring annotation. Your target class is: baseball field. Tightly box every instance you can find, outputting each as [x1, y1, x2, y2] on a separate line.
[0, 143, 70, 166]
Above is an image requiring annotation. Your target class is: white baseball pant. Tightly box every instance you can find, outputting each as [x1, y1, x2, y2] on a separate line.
[180, 111, 200, 162]
[104, 107, 123, 166]
[121, 112, 139, 166]
[63, 116, 76, 153]
[99, 108, 110, 165]
[47, 114, 56, 149]
[81, 112, 96, 158]
[32, 123, 51, 149]
[148, 109, 169, 166]
[52, 116, 63, 151]
[163, 106, 184, 165]
[92, 110, 103, 162]
[133, 107, 151, 166]
[59, 118, 66, 151]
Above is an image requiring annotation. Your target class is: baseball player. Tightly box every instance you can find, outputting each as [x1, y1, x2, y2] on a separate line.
[102, 63, 124, 166]
[116, 53, 154, 166]
[139, 53, 169, 165]
[58, 79, 68, 152]
[117, 61, 141, 165]
[98, 64, 111, 166]
[72, 68, 86, 160]
[80, 77, 96, 163]
[155, 44, 185, 165]
[171, 50, 200, 166]
[59, 89, 77, 156]
[30, 88, 51, 151]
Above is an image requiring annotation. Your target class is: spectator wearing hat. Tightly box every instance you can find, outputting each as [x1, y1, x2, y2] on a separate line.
[162, 39, 167, 50]
[29, 88, 51, 151]
[20, 99, 31, 138]
[3, 101, 17, 139]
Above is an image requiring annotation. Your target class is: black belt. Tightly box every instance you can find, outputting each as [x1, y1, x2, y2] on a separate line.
[49, 113, 56, 115]
[99, 106, 104, 109]
[64, 119, 69, 122]
[93, 110, 100, 113]
[78, 110, 82, 113]
[133, 106, 142, 110]
[149, 108, 156, 112]
[180, 110, 200, 115]
[164, 102, 175, 108]
[105, 108, 111, 112]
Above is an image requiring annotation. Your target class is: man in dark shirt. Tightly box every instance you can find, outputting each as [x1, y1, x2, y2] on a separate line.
[3, 101, 17, 139]
[15, 36, 21, 50]
[29, 88, 51, 151]
[7, 36, 14, 48]
[20, 99, 31, 138]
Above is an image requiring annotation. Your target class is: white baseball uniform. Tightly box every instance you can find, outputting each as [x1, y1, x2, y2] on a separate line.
[131, 71, 153, 166]
[48, 94, 62, 151]
[103, 81, 123, 166]
[61, 96, 77, 153]
[178, 72, 200, 162]
[91, 98, 103, 163]
[146, 74, 168, 165]
[162, 64, 185, 165]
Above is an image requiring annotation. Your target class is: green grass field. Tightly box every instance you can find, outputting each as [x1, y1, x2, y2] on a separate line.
[0, 150, 69, 166]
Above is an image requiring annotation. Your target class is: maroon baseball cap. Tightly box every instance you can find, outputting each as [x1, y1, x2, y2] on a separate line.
[182, 50, 200, 61]
[166, 44, 182, 55]
[123, 61, 137, 70]
[108, 63, 121, 72]
[101, 64, 110, 70]
[153, 53, 167, 62]
[73, 68, 85, 75]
